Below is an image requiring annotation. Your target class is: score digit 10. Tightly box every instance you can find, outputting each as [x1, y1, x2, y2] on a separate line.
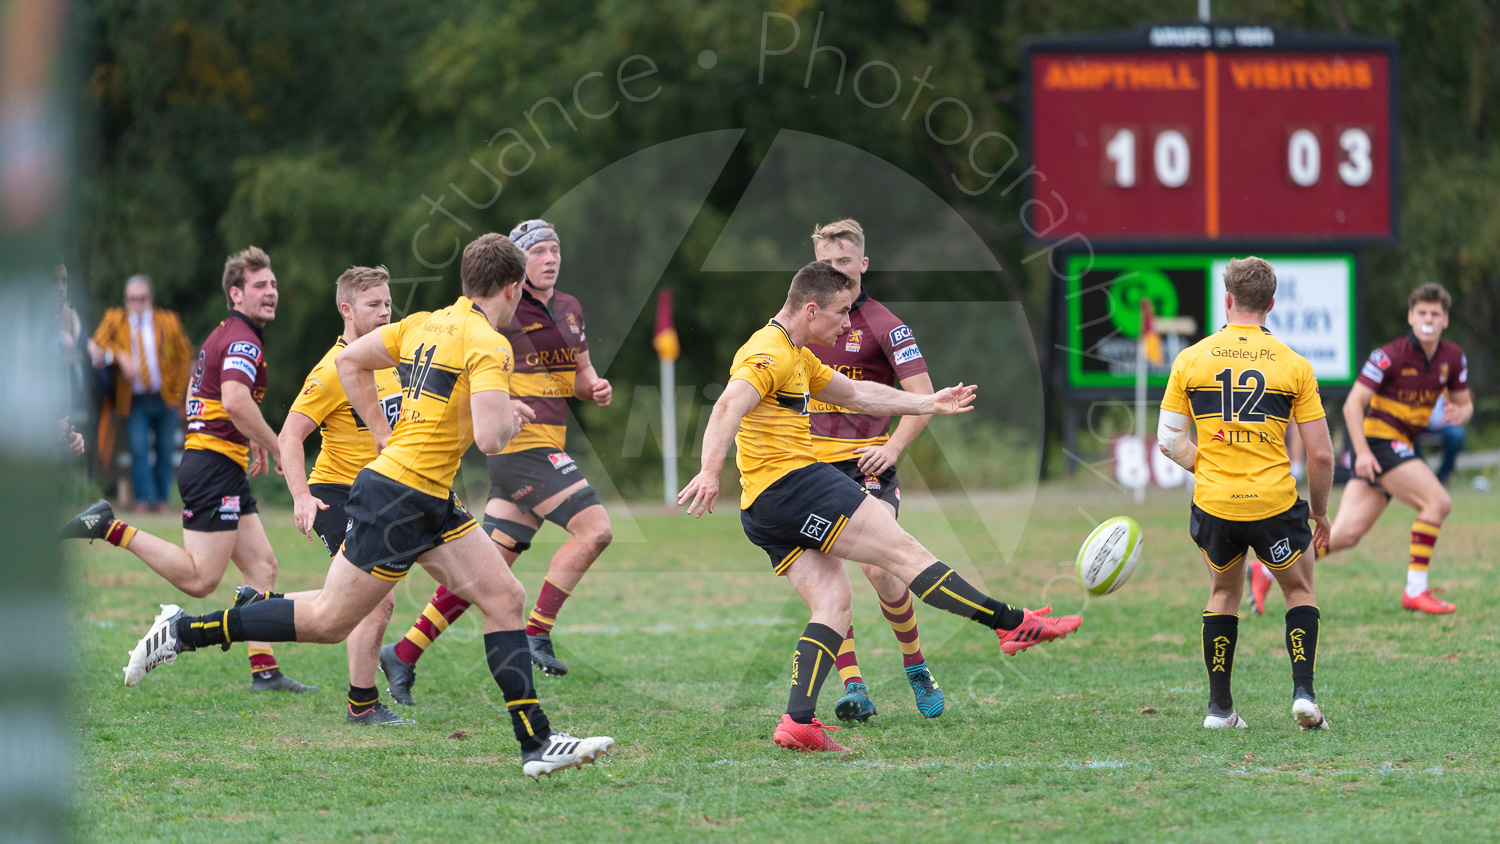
[1101, 125, 1373, 189]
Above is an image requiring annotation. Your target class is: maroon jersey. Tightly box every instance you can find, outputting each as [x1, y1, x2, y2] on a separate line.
[1356, 332, 1468, 445]
[500, 286, 589, 453]
[807, 290, 929, 462]
[184, 311, 268, 469]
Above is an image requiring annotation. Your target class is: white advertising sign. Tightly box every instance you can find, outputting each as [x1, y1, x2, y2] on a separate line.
[1209, 256, 1354, 383]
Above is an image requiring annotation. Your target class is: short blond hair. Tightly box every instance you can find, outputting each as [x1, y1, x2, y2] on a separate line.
[811, 218, 865, 254]
[335, 265, 390, 309]
[222, 246, 271, 308]
[1224, 256, 1277, 314]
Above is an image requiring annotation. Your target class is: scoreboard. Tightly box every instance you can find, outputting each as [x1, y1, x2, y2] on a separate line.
[1024, 25, 1398, 246]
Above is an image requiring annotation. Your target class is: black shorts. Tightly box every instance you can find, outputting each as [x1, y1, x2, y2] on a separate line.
[340, 469, 477, 582]
[487, 447, 584, 514]
[177, 449, 257, 532]
[308, 482, 351, 558]
[828, 459, 901, 517]
[740, 462, 871, 575]
[1344, 437, 1422, 495]
[1189, 499, 1313, 574]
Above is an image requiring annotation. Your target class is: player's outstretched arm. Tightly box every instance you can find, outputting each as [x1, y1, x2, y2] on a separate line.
[813, 371, 975, 417]
[1296, 415, 1335, 549]
[678, 380, 760, 517]
[277, 411, 326, 541]
[336, 331, 399, 453]
[1341, 382, 1379, 482]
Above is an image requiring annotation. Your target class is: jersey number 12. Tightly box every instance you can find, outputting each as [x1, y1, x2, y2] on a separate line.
[1215, 367, 1267, 423]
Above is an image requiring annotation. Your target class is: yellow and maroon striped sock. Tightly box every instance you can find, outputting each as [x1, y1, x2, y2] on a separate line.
[835, 625, 862, 688]
[394, 586, 471, 665]
[879, 592, 925, 668]
[1407, 520, 1440, 596]
[525, 577, 572, 636]
[248, 647, 277, 675]
[103, 520, 137, 549]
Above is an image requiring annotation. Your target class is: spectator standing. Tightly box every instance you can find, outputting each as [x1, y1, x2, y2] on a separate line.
[89, 274, 193, 511]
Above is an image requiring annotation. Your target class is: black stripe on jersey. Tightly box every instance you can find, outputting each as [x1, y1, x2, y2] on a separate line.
[775, 391, 810, 415]
[398, 361, 462, 403]
[1188, 389, 1294, 420]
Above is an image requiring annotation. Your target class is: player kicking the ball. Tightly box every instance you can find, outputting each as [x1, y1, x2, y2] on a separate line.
[678, 261, 1079, 752]
[1158, 257, 1333, 731]
[1324, 283, 1472, 614]
[120, 234, 614, 779]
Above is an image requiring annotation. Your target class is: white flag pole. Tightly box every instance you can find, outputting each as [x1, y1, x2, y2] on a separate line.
[661, 357, 677, 508]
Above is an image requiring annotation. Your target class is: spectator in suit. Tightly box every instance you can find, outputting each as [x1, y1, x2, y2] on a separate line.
[88, 275, 193, 512]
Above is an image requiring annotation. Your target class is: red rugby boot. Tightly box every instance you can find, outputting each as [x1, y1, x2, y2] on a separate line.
[1401, 589, 1456, 614]
[1250, 561, 1274, 616]
[772, 715, 848, 752]
[996, 605, 1082, 655]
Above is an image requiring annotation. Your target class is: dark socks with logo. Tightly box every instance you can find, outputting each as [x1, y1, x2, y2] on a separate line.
[485, 630, 550, 753]
[908, 562, 1024, 630]
[1202, 612, 1239, 713]
[1285, 605, 1320, 700]
[785, 622, 843, 724]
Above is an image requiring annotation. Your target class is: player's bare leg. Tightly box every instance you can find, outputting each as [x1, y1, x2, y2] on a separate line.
[1327, 480, 1388, 553]
[1377, 460, 1456, 613]
[526, 487, 613, 675]
[774, 550, 854, 751]
[146, 528, 238, 598]
[830, 496, 1080, 655]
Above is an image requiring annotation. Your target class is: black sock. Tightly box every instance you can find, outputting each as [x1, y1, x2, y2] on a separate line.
[785, 622, 843, 724]
[176, 609, 233, 649]
[1202, 612, 1239, 713]
[348, 684, 378, 714]
[908, 562, 1024, 630]
[484, 630, 550, 753]
[1285, 605, 1320, 700]
[228, 599, 297, 642]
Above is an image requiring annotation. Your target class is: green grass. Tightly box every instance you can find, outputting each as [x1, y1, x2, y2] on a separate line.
[72, 481, 1500, 842]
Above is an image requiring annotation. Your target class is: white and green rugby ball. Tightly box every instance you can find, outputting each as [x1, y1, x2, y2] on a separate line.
[1076, 516, 1143, 595]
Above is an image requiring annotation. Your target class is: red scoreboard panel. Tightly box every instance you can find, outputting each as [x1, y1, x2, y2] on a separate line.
[1024, 26, 1398, 246]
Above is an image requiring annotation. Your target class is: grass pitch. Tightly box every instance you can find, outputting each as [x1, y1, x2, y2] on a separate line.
[72, 480, 1500, 842]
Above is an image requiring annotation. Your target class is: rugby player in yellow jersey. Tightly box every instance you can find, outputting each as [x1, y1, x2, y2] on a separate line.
[806, 219, 945, 722]
[267, 266, 412, 726]
[1324, 283, 1472, 614]
[1158, 257, 1334, 731]
[679, 261, 1080, 752]
[121, 235, 614, 779]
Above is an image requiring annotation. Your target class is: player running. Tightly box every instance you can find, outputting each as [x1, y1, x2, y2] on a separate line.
[61, 246, 314, 692]
[381, 219, 613, 703]
[272, 266, 412, 726]
[805, 219, 944, 722]
[1324, 283, 1472, 614]
[678, 261, 1079, 753]
[119, 234, 615, 779]
[1157, 257, 1333, 731]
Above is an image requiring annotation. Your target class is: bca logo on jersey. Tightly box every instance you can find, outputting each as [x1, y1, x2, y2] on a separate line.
[227, 341, 261, 359]
[1270, 537, 1292, 564]
[800, 513, 833, 542]
[889, 325, 914, 345]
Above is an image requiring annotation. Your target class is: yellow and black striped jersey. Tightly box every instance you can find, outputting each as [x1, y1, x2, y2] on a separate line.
[729, 320, 837, 509]
[365, 298, 514, 498]
[1161, 324, 1325, 521]
[289, 337, 404, 488]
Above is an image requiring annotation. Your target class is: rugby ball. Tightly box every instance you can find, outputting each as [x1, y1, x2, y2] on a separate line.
[1076, 516, 1143, 595]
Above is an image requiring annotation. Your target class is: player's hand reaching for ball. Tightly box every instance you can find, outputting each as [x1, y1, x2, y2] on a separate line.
[927, 382, 977, 415]
[678, 470, 720, 517]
